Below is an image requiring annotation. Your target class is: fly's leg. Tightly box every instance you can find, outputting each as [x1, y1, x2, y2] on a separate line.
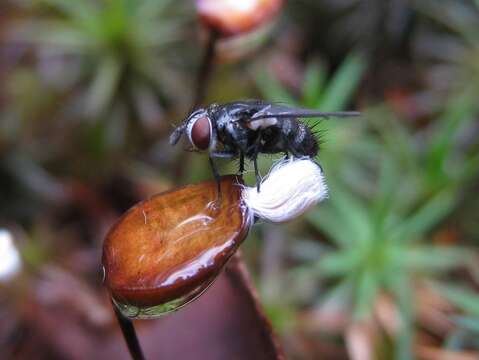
[209, 151, 238, 205]
[253, 154, 261, 192]
[209, 156, 222, 205]
[311, 158, 324, 173]
[239, 152, 245, 174]
[245, 131, 263, 192]
[252, 130, 263, 192]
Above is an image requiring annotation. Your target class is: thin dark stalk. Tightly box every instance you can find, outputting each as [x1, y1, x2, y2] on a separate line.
[193, 29, 219, 107]
[174, 29, 219, 182]
[113, 303, 146, 360]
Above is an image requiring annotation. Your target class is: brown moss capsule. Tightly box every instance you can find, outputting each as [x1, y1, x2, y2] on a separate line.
[102, 176, 250, 318]
[196, 0, 283, 37]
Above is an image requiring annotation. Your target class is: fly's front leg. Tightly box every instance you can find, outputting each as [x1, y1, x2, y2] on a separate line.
[208, 150, 237, 205]
[208, 156, 222, 205]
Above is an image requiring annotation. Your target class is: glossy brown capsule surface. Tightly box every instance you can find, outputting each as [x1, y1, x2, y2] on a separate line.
[102, 176, 250, 317]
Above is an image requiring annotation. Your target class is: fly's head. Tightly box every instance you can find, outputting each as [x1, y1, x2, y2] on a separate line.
[170, 108, 217, 152]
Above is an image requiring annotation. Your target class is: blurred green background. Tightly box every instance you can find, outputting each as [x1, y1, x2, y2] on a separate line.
[1, 1, 478, 359]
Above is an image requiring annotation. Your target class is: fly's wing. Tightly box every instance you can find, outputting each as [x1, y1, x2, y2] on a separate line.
[249, 103, 360, 120]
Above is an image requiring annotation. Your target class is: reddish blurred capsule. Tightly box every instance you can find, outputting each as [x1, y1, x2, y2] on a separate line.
[196, 0, 283, 36]
[102, 176, 250, 318]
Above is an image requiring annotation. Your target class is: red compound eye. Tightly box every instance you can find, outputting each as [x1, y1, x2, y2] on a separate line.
[190, 116, 211, 150]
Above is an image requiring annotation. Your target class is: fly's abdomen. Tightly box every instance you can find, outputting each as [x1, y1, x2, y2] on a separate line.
[289, 122, 318, 157]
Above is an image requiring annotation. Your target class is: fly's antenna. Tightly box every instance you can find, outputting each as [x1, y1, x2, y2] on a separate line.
[169, 124, 186, 145]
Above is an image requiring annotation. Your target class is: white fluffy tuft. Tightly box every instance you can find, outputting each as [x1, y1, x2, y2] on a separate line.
[242, 158, 328, 223]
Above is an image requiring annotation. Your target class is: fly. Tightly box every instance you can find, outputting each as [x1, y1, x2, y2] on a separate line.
[170, 100, 359, 195]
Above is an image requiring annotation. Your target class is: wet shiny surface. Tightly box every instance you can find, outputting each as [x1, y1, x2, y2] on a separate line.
[102, 176, 250, 318]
